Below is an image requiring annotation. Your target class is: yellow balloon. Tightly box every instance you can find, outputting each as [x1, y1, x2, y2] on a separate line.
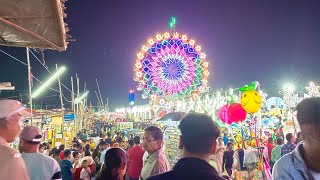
[241, 90, 262, 113]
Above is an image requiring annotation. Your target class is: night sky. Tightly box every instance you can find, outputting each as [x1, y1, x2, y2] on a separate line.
[1, 0, 320, 109]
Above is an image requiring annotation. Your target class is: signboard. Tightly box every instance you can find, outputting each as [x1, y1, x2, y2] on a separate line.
[118, 122, 133, 130]
[64, 114, 75, 122]
[55, 134, 63, 139]
[115, 118, 126, 123]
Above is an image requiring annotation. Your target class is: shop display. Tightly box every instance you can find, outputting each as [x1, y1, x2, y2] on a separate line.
[163, 121, 180, 167]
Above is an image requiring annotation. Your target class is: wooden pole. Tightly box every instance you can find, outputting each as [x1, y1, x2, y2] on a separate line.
[26, 47, 33, 124]
[95, 91, 101, 111]
[96, 78, 104, 107]
[56, 64, 64, 132]
[76, 74, 80, 132]
[71, 76, 76, 134]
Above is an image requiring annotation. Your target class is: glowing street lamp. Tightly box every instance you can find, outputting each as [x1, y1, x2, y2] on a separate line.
[32, 66, 66, 98]
[282, 82, 296, 108]
[74, 91, 89, 104]
[283, 83, 295, 92]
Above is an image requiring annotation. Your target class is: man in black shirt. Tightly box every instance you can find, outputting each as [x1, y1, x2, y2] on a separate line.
[147, 113, 225, 180]
[223, 142, 234, 176]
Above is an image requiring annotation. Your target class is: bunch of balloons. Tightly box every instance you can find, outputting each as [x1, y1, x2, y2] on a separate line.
[218, 103, 247, 124]
[218, 81, 263, 124]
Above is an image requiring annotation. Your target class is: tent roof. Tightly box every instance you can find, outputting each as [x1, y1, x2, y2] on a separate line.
[0, 0, 69, 51]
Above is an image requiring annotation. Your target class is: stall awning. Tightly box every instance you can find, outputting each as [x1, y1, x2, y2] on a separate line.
[0, 0, 69, 51]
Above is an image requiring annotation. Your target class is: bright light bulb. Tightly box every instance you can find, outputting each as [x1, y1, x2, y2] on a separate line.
[141, 45, 148, 52]
[159, 99, 165, 105]
[189, 39, 195, 45]
[196, 45, 201, 51]
[200, 53, 206, 59]
[136, 72, 142, 77]
[150, 95, 156, 101]
[137, 52, 144, 59]
[142, 94, 148, 99]
[135, 63, 142, 68]
[148, 38, 154, 45]
[164, 32, 170, 39]
[133, 76, 139, 81]
[192, 93, 198, 99]
[182, 35, 188, 41]
[203, 80, 208, 84]
[156, 34, 162, 41]
[203, 62, 209, 67]
[173, 32, 179, 38]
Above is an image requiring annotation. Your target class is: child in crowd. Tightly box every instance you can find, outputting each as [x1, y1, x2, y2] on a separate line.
[72, 151, 80, 165]
[80, 160, 91, 180]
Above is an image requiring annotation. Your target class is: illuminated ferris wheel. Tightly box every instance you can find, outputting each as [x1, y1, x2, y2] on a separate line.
[133, 18, 209, 100]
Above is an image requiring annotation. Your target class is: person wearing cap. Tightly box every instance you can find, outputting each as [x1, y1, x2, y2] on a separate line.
[0, 99, 31, 180]
[273, 97, 320, 180]
[147, 113, 224, 180]
[95, 147, 128, 180]
[20, 126, 62, 180]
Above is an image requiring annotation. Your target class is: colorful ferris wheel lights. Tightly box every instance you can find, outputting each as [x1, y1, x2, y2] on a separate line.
[173, 32, 179, 38]
[141, 45, 148, 52]
[164, 32, 170, 38]
[181, 34, 188, 41]
[134, 32, 209, 99]
[196, 45, 202, 51]
[189, 39, 195, 46]
[148, 39, 155, 45]
[156, 34, 163, 41]
[200, 53, 206, 59]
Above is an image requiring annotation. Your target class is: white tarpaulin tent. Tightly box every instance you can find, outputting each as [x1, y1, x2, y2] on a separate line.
[0, 0, 69, 51]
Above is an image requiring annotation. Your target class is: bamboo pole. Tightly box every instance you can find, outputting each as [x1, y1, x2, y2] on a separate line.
[71, 76, 76, 134]
[56, 64, 64, 135]
[96, 78, 104, 107]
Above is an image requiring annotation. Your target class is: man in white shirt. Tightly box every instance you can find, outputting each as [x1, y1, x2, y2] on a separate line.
[20, 126, 62, 180]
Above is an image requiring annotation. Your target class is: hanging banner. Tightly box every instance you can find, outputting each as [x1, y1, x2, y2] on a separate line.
[51, 116, 63, 125]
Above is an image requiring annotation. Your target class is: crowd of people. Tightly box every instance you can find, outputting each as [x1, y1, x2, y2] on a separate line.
[0, 97, 320, 180]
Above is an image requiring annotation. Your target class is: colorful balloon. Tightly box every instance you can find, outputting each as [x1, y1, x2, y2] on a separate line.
[228, 103, 247, 122]
[241, 90, 262, 113]
[218, 104, 234, 124]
